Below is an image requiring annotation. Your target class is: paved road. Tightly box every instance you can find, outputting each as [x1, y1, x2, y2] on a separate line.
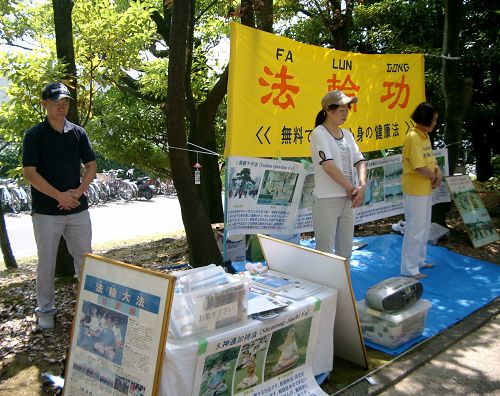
[339, 298, 500, 396]
[2, 195, 184, 264]
[379, 315, 500, 395]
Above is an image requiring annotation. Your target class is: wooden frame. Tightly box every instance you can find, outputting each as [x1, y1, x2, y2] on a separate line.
[257, 234, 368, 368]
[63, 254, 175, 396]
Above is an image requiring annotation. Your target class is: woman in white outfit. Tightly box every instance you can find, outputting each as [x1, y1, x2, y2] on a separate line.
[310, 90, 367, 262]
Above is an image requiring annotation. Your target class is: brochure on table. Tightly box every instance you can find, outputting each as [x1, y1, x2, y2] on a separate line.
[191, 296, 328, 396]
[250, 270, 325, 301]
[63, 254, 175, 396]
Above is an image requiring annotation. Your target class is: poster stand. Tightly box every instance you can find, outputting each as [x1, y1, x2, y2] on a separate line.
[445, 175, 499, 248]
[63, 254, 175, 396]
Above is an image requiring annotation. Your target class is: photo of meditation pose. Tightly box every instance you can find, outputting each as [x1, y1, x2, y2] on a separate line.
[236, 359, 259, 390]
[202, 359, 231, 396]
[271, 326, 300, 374]
[264, 318, 312, 380]
[76, 301, 127, 365]
[199, 347, 240, 396]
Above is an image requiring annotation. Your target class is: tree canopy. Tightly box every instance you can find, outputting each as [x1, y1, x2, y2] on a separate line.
[0, 0, 498, 265]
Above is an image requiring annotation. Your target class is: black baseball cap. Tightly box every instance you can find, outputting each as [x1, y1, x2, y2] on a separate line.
[41, 82, 73, 100]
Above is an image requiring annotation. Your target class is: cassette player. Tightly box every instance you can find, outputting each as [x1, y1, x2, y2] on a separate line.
[365, 276, 423, 312]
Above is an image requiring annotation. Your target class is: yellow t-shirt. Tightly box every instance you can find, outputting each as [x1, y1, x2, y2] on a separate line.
[401, 127, 437, 196]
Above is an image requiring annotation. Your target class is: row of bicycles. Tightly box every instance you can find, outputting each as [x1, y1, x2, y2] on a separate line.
[0, 170, 177, 213]
[85, 169, 176, 206]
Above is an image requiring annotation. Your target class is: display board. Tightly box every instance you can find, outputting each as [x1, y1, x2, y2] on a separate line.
[445, 175, 499, 248]
[63, 254, 175, 396]
[257, 234, 368, 368]
[225, 150, 450, 237]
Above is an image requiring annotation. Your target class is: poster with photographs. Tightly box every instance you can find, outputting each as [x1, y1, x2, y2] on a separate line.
[225, 150, 450, 237]
[191, 302, 327, 396]
[354, 148, 450, 224]
[63, 254, 175, 396]
[445, 175, 499, 248]
[226, 157, 305, 237]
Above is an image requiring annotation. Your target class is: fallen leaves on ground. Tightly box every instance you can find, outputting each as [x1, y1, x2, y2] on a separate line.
[0, 201, 498, 395]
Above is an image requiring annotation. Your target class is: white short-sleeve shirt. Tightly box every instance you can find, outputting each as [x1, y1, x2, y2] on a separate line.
[310, 125, 365, 198]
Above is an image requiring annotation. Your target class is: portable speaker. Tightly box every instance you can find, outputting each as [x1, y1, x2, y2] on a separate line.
[365, 276, 423, 312]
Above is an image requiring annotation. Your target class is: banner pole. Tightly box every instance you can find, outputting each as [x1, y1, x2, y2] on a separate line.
[223, 158, 228, 262]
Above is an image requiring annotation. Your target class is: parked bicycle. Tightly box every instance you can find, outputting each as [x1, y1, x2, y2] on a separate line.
[0, 178, 24, 214]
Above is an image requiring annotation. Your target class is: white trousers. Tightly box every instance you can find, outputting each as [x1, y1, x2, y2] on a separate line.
[312, 196, 354, 260]
[32, 211, 92, 313]
[401, 194, 432, 276]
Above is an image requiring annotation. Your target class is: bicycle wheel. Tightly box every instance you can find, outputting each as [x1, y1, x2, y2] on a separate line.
[85, 185, 98, 206]
[118, 183, 134, 201]
[131, 182, 139, 200]
[98, 183, 109, 204]
[10, 193, 21, 214]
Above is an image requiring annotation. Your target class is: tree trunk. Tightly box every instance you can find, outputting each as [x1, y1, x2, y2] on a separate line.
[187, 65, 229, 224]
[0, 204, 17, 269]
[471, 113, 494, 181]
[441, 0, 465, 176]
[255, 0, 273, 33]
[432, 0, 465, 227]
[52, 0, 79, 276]
[52, 0, 79, 124]
[167, 0, 222, 267]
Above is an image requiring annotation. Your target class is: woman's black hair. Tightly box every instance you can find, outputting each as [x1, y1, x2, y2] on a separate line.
[314, 103, 346, 127]
[411, 102, 437, 127]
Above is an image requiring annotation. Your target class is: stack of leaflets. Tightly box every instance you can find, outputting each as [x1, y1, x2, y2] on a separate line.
[247, 288, 294, 318]
[250, 270, 325, 301]
[250, 273, 294, 291]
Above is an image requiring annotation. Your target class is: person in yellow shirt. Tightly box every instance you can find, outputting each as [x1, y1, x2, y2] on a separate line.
[401, 102, 442, 279]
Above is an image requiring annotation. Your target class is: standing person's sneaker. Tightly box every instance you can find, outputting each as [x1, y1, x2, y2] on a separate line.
[36, 311, 55, 329]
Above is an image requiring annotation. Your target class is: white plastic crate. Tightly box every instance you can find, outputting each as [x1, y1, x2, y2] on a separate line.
[357, 298, 432, 349]
[169, 275, 249, 339]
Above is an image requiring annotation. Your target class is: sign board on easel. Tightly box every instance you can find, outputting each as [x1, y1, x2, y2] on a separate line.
[257, 234, 368, 369]
[445, 175, 499, 248]
[63, 254, 175, 396]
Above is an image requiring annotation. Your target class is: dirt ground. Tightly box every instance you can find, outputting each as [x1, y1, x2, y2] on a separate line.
[0, 197, 498, 395]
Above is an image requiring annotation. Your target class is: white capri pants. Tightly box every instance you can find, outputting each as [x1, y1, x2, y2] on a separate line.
[312, 196, 354, 260]
[32, 210, 92, 313]
[401, 193, 432, 276]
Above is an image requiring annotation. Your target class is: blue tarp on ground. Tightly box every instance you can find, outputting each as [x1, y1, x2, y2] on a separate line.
[235, 234, 500, 356]
[310, 233, 500, 355]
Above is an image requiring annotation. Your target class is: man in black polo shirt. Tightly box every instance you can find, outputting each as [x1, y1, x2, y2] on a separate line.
[22, 82, 97, 329]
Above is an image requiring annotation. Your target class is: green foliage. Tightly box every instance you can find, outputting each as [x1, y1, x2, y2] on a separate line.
[478, 155, 500, 192]
[0, 144, 20, 177]
[72, 0, 156, 79]
[351, 0, 444, 53]
[0, 50, 68, 169]
[87, 89, 171, 178]
[274, 1, 350, 47]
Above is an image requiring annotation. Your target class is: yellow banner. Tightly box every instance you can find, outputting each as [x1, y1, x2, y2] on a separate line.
[225, 23, 426, 158]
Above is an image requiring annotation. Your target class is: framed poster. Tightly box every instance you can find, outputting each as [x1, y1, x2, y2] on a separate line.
[63, 254, 175, 396]
[446, 175, 499, 248]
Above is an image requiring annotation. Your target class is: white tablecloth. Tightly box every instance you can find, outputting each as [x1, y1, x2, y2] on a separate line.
[159, 288, 338, 395]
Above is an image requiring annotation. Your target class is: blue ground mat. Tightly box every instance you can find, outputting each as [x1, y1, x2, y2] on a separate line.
[235, 234, 500, 356]
[330, 234, 499, 355]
